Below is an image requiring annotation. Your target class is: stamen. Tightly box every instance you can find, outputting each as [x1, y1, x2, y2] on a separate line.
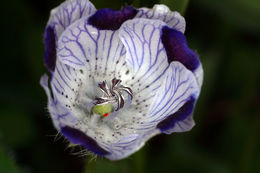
[111, 89, 124, 110]
[95, 78, 133, 111]
[112, 78, 121, 88]
[98, 81, 112, 97]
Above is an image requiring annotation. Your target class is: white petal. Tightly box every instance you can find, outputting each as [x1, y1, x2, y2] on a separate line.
[47, 0, 96, 39]
[136, 4, 186, 33]
[118, 18, 169, 110]
[57, 18, 129, 80]
[194, 64, 204, 89]
[140, 61, 200, 130]
[40, 74, 78, 129]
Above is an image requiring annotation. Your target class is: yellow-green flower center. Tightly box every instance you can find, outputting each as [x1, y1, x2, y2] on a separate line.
[91, 104, 113, 116]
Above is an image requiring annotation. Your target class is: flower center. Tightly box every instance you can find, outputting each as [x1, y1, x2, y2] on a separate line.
[91, 78, 133, 117]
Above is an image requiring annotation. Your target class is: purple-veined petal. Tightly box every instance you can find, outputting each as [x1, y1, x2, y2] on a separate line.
[42, 64, 111, 156]
[136, 4, 185, 33]
[100, 133, 142, 160]
[157, 96, 196, 133]
[46, 0, 96, 39]
[161, 26, 200, 72]
[41, 0, 204, 161]
[161, 26, 203, 86]
[61, 126, 110, 155]
[40, 74, 79, 130]
[44, 0, 96, 72]
[139, 61, 199, 131]
[57, 17, 129, 80]
[50, 59, 85, 108]
[88, 6, 138, 30]
[118, 18, 169, 113]
[44, 26, 57, 72]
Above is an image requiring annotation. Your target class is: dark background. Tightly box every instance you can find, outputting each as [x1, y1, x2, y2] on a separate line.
[0, 0, 259, 173]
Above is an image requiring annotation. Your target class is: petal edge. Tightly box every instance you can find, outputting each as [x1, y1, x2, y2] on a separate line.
[157, 96, 196, 132]
[61, 126, 110, 156]
[88, 6, 138, 30]
[161, 26, 200, 72]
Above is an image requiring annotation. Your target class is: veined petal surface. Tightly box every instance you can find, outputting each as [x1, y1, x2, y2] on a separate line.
[47, 0, 96, 39]
[118, 19, 169, 110]
[136, 4, 185, 33]
[161, 26, 203, 87]
[41, 0, 203, 161]
[142, 61, 199, 131]
[44, 0, 96, 72]
[57, 17, 129, 81]
[40, 73, 78, 130]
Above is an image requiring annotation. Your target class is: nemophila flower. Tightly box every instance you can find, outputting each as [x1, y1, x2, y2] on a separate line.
[40, 0, 203, 160]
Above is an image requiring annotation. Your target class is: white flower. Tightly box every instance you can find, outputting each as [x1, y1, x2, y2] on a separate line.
[41, 0, 203, 160]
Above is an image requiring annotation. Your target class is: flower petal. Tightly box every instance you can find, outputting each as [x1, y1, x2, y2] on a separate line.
[46, 0, 96, 39]
[161, 26, 200, 72]
[57, 18, 129, 79]
[101, 133, 142, 160]
[61, 126, 110, 155]
[118, 18, 169, 107]
[44, 26, 57, 72]
[157, 96, 196, 133]
[40, 73, 78, 130]
[50, 59, 84, 107]
[136, 4, 185, 33]
[140, 61, 199, 132]
[44, 0, 96, 72]
[161, 26, 203, 86]
[88, 6, 138, 30]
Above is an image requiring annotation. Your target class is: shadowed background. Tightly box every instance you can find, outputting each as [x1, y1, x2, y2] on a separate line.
[0, 0, 259, 173]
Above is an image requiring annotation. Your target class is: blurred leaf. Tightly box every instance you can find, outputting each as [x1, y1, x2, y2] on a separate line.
[159, 0, 189, 15]
[23, 26, 45, 82]
[194, 50, 221, 116]
[84, 158, 131, 173]
[0, 109, 35, 148]
[166, 136, 232, 173]
[132, 0, 140, 7]
[131, 148, 146, 173]
[0, 145, 23, 173]
[83, 147, 147, 173]
[140, 0, 158, 8]
[195, 0, 260, 33]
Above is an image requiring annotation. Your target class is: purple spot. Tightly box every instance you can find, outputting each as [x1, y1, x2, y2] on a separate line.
[88, 6, 137, 30]
[61, 126, 110, 156]
[44, 25, 56, 72]
[161, 26, 200, 71]
[157, 96, 195, 132]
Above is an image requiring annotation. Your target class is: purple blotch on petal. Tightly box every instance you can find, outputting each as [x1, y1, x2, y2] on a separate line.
[161, 26, 199, 72]
[61, 126, 110, 156]
[157, 96, 195, 132]
[88, 6, 137, 30]
[44, 25, 56, 72]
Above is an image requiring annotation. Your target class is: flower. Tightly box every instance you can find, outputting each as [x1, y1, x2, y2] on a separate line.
[40, 0, 203, 160]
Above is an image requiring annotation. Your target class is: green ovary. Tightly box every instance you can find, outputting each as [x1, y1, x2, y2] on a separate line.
[91, 104, 113, 116]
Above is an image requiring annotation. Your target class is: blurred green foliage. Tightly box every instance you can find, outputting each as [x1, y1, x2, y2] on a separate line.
[0, 0, 259, 173]
[0, 145, 24, 173]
